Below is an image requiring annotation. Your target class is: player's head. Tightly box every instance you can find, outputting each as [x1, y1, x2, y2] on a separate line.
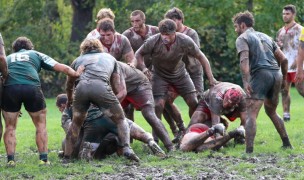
[96, 8, 115, 22]
[130, 10, 146, 32]
[56, 94, 67, 113]
[12, 37, 34, 52]
[282, 4, 296, 23]
[223, 88, 242, 109]
[80, 38, 104, 54]
[164, 7, 184, 23]
[232, 10, 255, 28]
[159, 19, 177, 45]
[232, 11, 254, 36]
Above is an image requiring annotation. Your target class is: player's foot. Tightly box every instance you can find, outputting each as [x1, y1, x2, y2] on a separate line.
[123, 147, 140, 162]
[210, 123, 225, 136]
[234, 126, 246, 144]
[39, 160, 51, 166]
[6, 160, 16, 168]
[172, 130, 186, 144]
[148, 140, 166, 157]
[283, 113, 290, 122]
[79, 142, 93, 161]
[58, 151, 64, 158]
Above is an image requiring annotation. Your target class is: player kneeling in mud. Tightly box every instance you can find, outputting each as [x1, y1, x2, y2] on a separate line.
[56, 94, 166, 161]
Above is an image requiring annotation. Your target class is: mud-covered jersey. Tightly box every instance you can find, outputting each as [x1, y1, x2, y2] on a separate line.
[276, 23, 303, 72]
[236, 28, 280, 75]
[122, 25, 159, 52]
[70, 50, 119, 83]
[86, 29, 101, 39]
[137, 32, 201, 79]
[181, 26, 203, 75]
[203, 82, 246, 116]
[5, 49, 58, 86]
[117, 61, 150, 93]
[100, 32, 133, 62]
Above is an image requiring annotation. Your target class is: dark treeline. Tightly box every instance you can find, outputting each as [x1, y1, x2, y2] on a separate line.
[0, 0, 303, 96]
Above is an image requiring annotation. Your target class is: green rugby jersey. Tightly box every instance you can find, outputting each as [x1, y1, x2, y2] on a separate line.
[5, 49, 58, 86]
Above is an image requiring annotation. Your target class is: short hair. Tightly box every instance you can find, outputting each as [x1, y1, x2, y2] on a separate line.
[12, 37, 34, 52]
[164, 7, 184, 23]
[80, 38, 103, 54]
[97, 18, 115, 32]
[158, 19, 177, 34]
[56, 94, 67, 107]
[130, 10, 145, 20]
[96, 8, 115, 22]
[283, 4, 296, 14]
[232, 10, 255, 27]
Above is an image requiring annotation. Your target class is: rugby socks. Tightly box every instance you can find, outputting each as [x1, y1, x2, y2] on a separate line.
[39, 152, 48, 162]
[7, 154, 14, 162]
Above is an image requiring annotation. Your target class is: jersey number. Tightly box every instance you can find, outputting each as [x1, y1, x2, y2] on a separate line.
[11, 54, 30, 62]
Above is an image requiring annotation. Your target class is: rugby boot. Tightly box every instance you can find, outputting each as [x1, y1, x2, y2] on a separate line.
[283, 113, 290, 122]
[39, 160, 51, 166]
[6, 160, 16, 168]
[234, 125, 246, 144]
[79, 142, 93, 161]
[123, 146, 140, 162]
[209, 123, 225, 136]
[172, 129, 186, 144]
[148, 140, 166, 157]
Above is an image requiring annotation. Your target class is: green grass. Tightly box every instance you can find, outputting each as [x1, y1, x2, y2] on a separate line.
[1, 87, 304, 179]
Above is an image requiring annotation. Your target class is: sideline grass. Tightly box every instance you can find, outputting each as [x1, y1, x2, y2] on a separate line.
[0, 87, 304, 179]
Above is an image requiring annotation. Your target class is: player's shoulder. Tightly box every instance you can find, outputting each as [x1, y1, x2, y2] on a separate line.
[122, 28, 133, 37]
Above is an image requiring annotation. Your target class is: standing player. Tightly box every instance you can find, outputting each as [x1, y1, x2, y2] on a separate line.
[122, 10, 158, 68]
[96, 18, 136, 66]
[232, 11, 292, 153]
[135, 19, 217, 130]
[2, 37, 82, 166]
[117, 61, 174, 151]
[276, 4, 303, 121]
[164, 7, 204, 141]
[65, 38, 139, 162]
[0, 33, 8, 143]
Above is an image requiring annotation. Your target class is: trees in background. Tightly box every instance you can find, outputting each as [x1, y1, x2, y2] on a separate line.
[0, 0, 303, 96]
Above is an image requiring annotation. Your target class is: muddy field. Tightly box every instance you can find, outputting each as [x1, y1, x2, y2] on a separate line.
[64, 153, 304, 179]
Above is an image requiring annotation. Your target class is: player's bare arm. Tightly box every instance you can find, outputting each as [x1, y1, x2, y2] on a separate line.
[239, 50, 252, 97]
[274, 48, 288, 89]
[123, 50, 136, 67]
[196, 51, 217, 86]
[295, 41, 304, 82]
[65, 76, 75, 108]
[111, 72, 127, 102]
[0, 33, 8, 79]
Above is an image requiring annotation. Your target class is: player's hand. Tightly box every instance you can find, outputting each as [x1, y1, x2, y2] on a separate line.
[243, 82, 252, 98]
[127, 62, 135, 68]
[76, 65, 85, 76]
[295, 69, 304, 83]
[143, 68, 152, 81]
[281, 78, 288, 91]
[66, 99, 73, 108]
[209, 78, 219, 87]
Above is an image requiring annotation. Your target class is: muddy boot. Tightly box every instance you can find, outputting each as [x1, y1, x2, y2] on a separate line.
[148, 140, 166, 157]
[172, 129, 186, 144]
[209, 123, 225, 136]
[79, 142, 94, 161]
[123, 146, 140, 162]
[232, 126, 246, 144]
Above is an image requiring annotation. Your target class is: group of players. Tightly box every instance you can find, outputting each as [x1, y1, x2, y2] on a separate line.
[0, 4, 304, 166]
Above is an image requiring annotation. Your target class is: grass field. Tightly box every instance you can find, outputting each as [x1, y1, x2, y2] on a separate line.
[0, 87, 304, 179]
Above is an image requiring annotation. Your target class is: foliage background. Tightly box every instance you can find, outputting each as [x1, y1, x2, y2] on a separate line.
[0, 0, 303, 96]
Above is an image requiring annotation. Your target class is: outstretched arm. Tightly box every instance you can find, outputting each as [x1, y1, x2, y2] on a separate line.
[53, 63, 84, 78]
[111, 72, 127, 102]
[196, 51, 217, 86]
